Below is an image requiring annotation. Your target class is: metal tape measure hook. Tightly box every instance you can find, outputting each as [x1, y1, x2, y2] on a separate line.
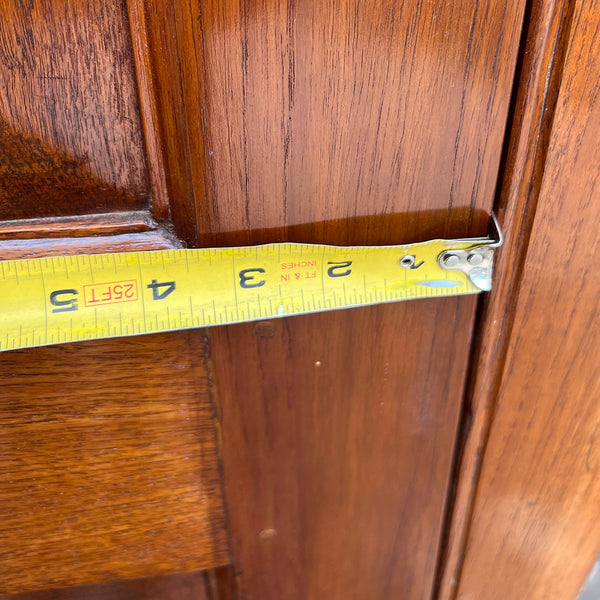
[438, 212, 503, 292]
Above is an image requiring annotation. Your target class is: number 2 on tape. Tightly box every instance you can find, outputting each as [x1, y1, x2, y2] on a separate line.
[0, 229, 501, 352]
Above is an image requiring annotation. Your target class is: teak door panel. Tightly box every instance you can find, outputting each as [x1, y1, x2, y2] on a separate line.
[138, 0, 527, 598]
[0, 332, 230, 594]
[0, 0, 150, 220]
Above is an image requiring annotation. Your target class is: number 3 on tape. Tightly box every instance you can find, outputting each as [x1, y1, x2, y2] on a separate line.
[0, 216, 502, 352]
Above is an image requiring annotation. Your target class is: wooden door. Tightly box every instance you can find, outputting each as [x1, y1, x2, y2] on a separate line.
[0, 0, 534, 599]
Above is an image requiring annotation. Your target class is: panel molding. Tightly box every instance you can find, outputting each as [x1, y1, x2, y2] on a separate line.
[436, 0, 578, 598]
[126, 0, 171, 222]
[0, 211, 181, 259]
[451, 0, 600, 592]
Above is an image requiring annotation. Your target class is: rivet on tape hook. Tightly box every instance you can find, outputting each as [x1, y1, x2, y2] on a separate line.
[438, 212, 503, 292]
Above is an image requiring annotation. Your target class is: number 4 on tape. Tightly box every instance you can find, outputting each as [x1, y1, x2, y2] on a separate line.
[0, 215, 502, 352]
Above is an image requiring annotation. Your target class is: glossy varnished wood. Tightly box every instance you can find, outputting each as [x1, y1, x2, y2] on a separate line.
[0, 231, 178, 260]
[126, 0, 171, 221]
[1, 571, 209, 600]
[0, 211, 181, 260]
[0, 211, 170, 240]
[137, 0, 527, 597]
[0, 0, 149, 220]
[211, 302, 477, 599]
[0, 331, 229, 594]
[455, 1, 600, 597]
[436, 0, 576, 596]
[140, 0, 526, 247]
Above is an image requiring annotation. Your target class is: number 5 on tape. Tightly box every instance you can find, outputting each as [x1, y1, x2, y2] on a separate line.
[0, 217, 502, 352]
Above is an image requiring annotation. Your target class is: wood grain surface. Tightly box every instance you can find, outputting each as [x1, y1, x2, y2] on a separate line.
[0, 330, 229, 593]
[436, 0, 576, 596]
[454, 1, 600, 597]
[137, 0, 527, 597]
[0, 0, 150, 220]
[0, 211, 169, 240]
[2, 566, 238, 600]
[0, 211, 181, 260]
[1, 571, 209, 600]
[210, 302, 477, 599]
[141, 0, 526, 248]
[126, 0, 171, 221]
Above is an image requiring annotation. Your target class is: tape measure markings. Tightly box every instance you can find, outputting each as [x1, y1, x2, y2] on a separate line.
[0, 238, 497, 352]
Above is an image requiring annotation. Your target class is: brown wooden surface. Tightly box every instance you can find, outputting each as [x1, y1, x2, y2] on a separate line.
[0, 230, 178, 260]
[0, 330, 229, 594]
[126, 0, 171, 221]
[141, 0, 526, 248]
[0, 212, 180, 260]
[454, 1, 600, 597]
[1, 572, 209, 600]
[138, 0, 527, 597]
[0, 0, 150, 220]
[0, 212, 160, 240]
[436, 0, 576, 596]
[1, 565, 238, 600]
[203, 565, 238, 600]
[211, 302, 477, 599]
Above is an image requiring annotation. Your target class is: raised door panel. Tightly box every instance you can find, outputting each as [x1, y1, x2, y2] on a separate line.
[139, 1, 527, 597]
[0, 0, 151, 220]
[0, 332, 230, 595]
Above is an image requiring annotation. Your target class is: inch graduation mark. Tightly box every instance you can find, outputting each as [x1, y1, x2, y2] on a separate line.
[0, 239, 495, 353]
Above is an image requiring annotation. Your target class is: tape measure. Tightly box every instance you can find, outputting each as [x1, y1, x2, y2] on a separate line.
[0, 221, 502, 353]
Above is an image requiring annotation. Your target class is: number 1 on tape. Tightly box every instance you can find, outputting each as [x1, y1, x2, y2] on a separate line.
[0, 225, 502, 352]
